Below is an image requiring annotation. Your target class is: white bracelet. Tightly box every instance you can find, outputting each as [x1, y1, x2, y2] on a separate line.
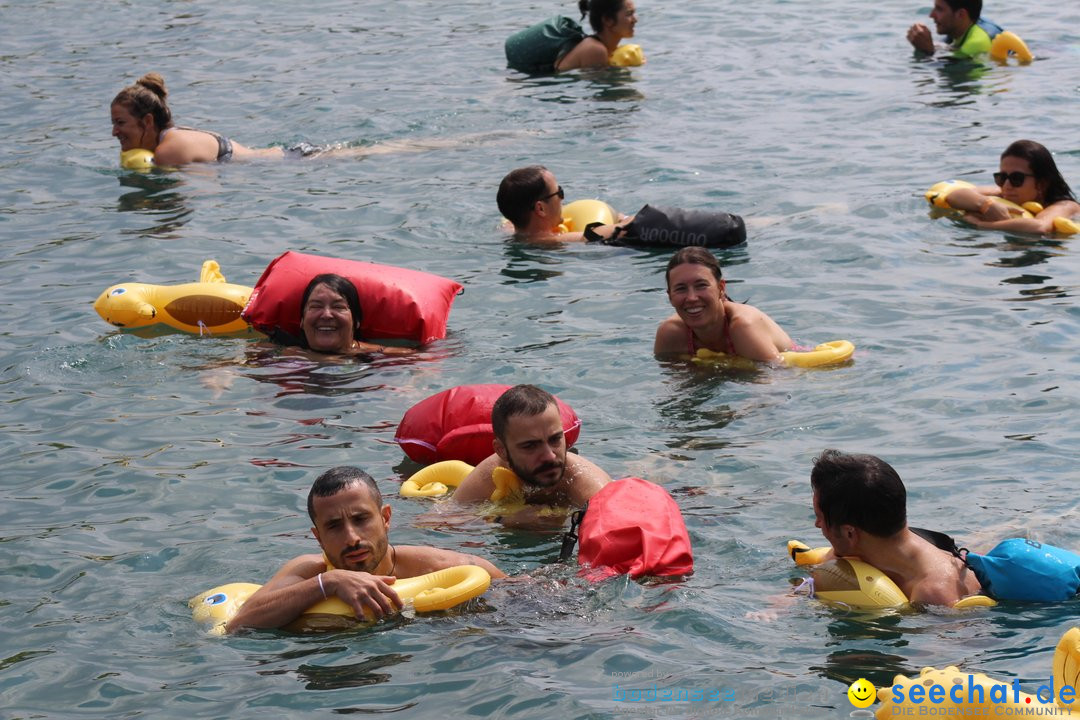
[317, 572, 327, 599]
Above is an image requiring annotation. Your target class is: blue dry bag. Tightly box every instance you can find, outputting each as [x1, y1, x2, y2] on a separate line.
[965, 538, 1080, 602]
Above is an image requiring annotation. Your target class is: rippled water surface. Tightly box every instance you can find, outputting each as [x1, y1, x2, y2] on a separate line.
[3, 1, 1080, 718]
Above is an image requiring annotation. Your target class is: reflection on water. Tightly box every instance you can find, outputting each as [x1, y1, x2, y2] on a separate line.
[500, 242, 566, 283]
[115, 171, 192, 237]
[507, 66, 645, 104]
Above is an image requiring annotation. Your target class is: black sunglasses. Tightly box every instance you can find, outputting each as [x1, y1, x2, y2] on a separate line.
[993, 171, 1033, 187]
[538, 185, 564, 202]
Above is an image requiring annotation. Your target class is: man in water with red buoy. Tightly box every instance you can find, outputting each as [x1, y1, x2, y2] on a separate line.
[451, 385, 612, 517]
[809, 450, 982, 606]
[226, 466, 504, 632]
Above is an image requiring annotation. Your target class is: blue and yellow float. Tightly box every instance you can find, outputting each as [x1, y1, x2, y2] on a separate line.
[787, 540, 995, 610]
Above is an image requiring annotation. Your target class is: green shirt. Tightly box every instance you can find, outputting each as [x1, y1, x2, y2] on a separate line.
[952, 22, 991, 58]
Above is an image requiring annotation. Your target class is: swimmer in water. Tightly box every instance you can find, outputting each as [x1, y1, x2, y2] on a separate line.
[293, 274, 415, 356]
[497, 166, 633, 244]
[654, 247, 792, 362]
[556, 0, 639, 71]
[937, 140, 1080, 235]
[112, 72, 525, 166]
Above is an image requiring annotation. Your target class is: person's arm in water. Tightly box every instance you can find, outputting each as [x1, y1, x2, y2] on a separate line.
[225, 553, 400, 632]
[727, 305, 793, 363]
[654, 315, 691, 356]
[964, 199, 1080, 235]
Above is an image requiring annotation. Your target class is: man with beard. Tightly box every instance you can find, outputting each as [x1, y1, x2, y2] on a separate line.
[226, 466, 504, 632]
[451, 385, 611, 516]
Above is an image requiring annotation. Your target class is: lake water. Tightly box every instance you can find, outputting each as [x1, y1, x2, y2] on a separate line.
[3, 1, 1080, 718]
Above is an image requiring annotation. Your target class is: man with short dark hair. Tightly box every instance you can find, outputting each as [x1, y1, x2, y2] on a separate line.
[497, 166, 629, 244]
[810, 449, 982, 606]
[226, 466, 504, 632]
[452, 384, 611, 512]
[906, 0, 995, 59]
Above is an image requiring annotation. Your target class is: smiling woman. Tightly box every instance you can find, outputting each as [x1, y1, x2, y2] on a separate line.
[297, 274, 415, 356]
[110, 73, 285, 165]
[653, 247, 793, 362]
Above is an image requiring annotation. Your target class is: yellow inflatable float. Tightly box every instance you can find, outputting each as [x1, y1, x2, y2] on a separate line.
[610, 43, 645, 67]
[786, 540, 995, 610]
[926, 180, 1078, 236]
[692, 340, 855, 370]
[94, 260, 255, 335]
[989, 31, 1033, 65]
[874, 627, 1080, 718]
[190, 564, 492, 635]
[557, 199, 617, 234]
[120, 148, 155, 170]
[400, 460, 523, 503]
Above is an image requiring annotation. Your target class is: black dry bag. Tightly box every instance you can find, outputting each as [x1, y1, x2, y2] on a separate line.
[606, 205, 747, 249]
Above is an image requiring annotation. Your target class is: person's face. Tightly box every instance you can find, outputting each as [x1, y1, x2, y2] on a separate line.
[312, 483, 391, 573]
[997, 155, 1044, 206]
[929, 0, 958, 37]
[666, 262, 726, 330]
[813, 491, 856, 557]
[300, 283, 357, 353]
[495, 403, 567, 489]
[607, 0, 637, 38]
[536, 170, 564, 230]
[110, 103, 154, 151]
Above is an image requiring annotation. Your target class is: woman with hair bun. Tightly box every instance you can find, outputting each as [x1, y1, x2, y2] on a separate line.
[943, 140, 1079, 235]
[110, 73, 285, 165]
[556, 0, 638, 71]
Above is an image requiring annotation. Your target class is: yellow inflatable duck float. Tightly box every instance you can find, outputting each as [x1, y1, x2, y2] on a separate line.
[94, 260, 254, 335]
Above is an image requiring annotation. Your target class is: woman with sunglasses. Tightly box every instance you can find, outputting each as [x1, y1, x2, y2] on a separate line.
[655, 247, 793, 362]
[943, 140, 1079, 234]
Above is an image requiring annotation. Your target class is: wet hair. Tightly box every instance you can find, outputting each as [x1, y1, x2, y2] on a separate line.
[943, 0, 981, 21]
[497, 166, 550, 230]
[1001, 139, 1077, 206]
[579, 0, 626, 33]
[300, 273, 363, 346]
[492, 384, 558, 443]
[664, 247, 724, 288]
[307, 466, 382, 524]
[810, 450, 907, 537]
[112, 73, 173, 131]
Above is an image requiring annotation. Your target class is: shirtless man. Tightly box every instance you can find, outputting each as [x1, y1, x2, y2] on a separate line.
[226, 466, 504, 632]
[451, 384, 611, 513]
[496, 166, 630, 244]
[810, 449, 982, 606]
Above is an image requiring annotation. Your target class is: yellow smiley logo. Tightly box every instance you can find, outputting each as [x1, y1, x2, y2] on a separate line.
[847, 678, 876, 708]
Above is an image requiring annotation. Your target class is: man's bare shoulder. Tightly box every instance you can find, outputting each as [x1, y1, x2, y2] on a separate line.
[395, 545, 505, 579]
